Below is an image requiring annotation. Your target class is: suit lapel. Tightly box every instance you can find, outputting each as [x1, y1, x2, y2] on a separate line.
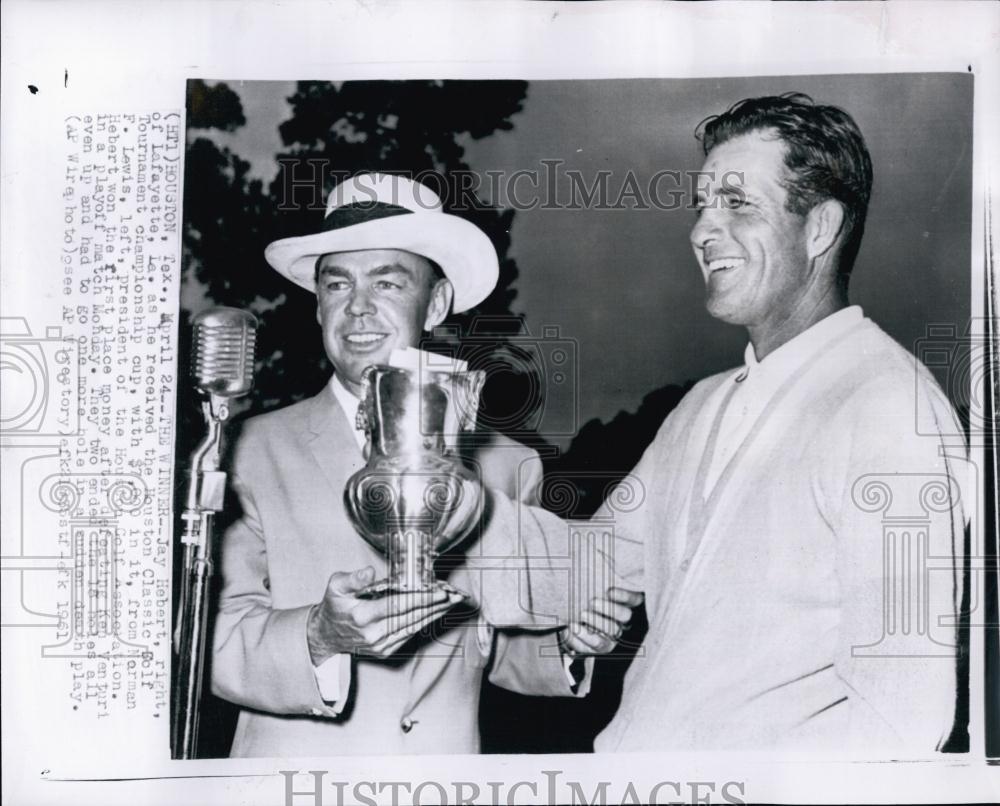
[300, 385, 383, 572]
[304, 384, 367, 492]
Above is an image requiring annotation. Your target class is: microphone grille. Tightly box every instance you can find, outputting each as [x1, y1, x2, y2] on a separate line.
[192, 307, 258, 397]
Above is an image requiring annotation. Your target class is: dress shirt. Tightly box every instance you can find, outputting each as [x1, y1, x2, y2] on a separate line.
[330, 373, 367, 450]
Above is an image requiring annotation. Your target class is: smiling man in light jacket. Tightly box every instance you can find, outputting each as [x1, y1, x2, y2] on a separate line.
[483, 94, 967, 756]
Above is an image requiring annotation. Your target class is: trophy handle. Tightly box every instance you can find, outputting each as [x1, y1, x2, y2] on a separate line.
[455, 370, 485, 433]
[354, 366, 377, 456]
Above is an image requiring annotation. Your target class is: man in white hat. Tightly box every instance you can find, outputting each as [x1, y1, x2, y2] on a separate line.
[211, 173, 641, 756]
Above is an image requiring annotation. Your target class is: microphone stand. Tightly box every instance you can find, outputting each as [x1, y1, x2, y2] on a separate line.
[172, 393, 231, 759]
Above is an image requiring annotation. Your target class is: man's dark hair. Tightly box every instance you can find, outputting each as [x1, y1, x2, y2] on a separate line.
[696, 92, 874, 278]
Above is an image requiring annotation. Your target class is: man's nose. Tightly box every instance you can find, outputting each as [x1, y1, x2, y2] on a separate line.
[689, 207, 723, 249]
[346, 286, 376, 317]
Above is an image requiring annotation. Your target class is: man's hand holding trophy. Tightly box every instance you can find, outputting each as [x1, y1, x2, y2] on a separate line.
[306, 566, 461, 664]
[306, 345, 642, 666]
[308, 347, 483, 664]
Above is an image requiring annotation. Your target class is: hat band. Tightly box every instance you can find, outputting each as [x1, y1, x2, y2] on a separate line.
[321, 201, 413, 232]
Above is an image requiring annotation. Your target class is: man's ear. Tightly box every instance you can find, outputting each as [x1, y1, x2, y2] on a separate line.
[423, 279, 453, 331]
[806, 198, 846, 262]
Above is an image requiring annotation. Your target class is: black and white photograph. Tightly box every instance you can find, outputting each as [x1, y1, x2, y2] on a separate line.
[175, 69, 993, 761]
[2, 2, 998, 805]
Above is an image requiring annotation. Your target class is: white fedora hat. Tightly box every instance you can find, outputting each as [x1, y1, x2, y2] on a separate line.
[264, 172, 499, 313]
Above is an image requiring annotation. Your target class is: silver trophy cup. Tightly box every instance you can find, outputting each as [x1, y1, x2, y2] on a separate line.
[344, 364, 485, 598]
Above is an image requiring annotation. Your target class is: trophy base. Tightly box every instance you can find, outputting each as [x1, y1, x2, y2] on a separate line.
[356, 578, 469, 600]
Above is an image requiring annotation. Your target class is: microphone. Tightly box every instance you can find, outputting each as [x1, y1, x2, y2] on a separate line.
[191, 307, 258, 398]
[174, 306, 258, 759]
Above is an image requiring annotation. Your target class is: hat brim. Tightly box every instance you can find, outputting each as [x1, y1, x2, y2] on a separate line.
[264, 212, 499, 313]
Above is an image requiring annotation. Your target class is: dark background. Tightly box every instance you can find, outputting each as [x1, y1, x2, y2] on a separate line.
[177, 75, 974, 757]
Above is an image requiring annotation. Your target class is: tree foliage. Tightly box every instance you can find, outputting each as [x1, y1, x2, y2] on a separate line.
[187, 79, 246, 132]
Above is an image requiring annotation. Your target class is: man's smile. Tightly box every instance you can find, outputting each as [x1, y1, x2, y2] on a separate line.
[343, 331, 389, 349]
[706, 256, 747, 273]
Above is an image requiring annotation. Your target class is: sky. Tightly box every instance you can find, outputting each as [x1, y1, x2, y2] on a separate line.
[191, 74, 973, 444]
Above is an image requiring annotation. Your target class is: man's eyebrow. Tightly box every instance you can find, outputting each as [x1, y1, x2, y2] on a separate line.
[317, 264, 350, 278]
[369, 264, 415, 279]
[317, 263, 416, 279]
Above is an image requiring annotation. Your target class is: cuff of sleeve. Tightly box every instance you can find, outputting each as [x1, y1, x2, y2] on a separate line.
[476, 619, 495, 658]
[274, 605, 345, 718]
[313, 653, 352, 715]
[562, 653, 594, 697]
[562, 653, 578, 688]
[464, 489, 569, 630]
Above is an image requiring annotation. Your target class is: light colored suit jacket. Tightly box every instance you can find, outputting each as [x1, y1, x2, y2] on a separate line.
[211, 384, 584, 757]
[487, 317, 966, 754]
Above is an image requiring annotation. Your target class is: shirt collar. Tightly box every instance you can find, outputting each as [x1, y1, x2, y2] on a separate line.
[328, 373, 367, 451]
[740, 305, 864, 382]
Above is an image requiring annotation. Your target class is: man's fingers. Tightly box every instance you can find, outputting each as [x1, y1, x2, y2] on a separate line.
[579, 608, 623, 641]
[370, 602, 458, 656]
[588, 597, 633, 625]
[560, 632, 593, 656]
[380, 600, 456, 638]
[351, 589, 455, 627]
[564, 624, 613, 654]
[326, 567, 376, 597]
[606, 587, 644, 608]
